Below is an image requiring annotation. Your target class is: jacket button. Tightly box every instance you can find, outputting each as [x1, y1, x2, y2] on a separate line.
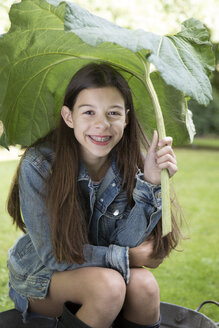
[113, 209, 119, 216]
[112, 182, 116, 187]
[100, 198, 104, 202]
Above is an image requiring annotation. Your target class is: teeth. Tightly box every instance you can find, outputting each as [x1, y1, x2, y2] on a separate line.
[90, 136, 111, 142]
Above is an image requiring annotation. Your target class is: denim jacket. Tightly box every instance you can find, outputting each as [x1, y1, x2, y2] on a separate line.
[7, 143, 162, 299]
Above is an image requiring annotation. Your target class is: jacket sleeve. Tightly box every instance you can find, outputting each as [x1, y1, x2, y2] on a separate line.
[19, 155, 130, 283]
[110, 171, 162, 247]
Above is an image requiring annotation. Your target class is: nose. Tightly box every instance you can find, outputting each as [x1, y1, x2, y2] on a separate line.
[94, 113, 110, 129]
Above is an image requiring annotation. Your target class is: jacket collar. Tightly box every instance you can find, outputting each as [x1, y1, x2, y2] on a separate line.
[77, 160, 90, 181]
[77, 154, 123, 186]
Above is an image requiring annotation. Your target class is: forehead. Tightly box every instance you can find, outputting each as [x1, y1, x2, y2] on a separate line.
[75, 87, 125, 106]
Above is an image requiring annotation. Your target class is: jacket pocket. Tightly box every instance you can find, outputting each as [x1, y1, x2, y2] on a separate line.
[8, 234, 40, 278]
[104, 191, 129, 220]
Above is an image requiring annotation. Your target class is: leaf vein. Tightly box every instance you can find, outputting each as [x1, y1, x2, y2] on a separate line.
[156, 36, 163, 57]
[167, 38, 195, 79]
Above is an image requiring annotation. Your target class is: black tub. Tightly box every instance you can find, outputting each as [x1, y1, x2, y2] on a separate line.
[160, 300, 219, 328]
[0, 300, 218, 327]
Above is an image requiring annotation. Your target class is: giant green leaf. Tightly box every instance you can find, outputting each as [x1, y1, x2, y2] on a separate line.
[0, 0, 215, 236]
[0, 0, 214, 147]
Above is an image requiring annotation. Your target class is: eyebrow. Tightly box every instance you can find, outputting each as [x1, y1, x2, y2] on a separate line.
[78, 104, 125, 110]
[78, 104, 96, 109]
[109, 105, 125, 110]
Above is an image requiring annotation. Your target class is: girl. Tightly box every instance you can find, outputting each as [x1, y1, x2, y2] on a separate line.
[7, 63, 180, 328]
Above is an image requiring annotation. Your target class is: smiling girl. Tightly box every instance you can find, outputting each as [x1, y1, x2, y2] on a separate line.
[7, 63, 180, 328]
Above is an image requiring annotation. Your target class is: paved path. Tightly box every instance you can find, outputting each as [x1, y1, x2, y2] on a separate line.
[0, 146, 24, 161]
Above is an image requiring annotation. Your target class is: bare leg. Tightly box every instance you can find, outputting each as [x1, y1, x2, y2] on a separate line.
[29, 267, 126, 328]
[122, 268, 160, 325]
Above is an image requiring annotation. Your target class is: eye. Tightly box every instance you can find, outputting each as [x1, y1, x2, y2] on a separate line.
[83, 110, 95, 115]
[108, 111, 121, 116]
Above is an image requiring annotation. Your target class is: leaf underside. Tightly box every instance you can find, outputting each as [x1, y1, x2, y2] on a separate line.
[0, 0, 215, 147]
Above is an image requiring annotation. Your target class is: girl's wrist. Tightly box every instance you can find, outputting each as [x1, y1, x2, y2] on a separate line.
[143, 174, 160, 186]
[129, 248, 138, 267]
[129, 248, 133, 267]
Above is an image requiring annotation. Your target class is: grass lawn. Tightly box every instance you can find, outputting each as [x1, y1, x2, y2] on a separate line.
[153, 148, 219, 322]
[187, 136, 219, 149]
[0, 149, 219, 322]
[0, 160, 21, 310]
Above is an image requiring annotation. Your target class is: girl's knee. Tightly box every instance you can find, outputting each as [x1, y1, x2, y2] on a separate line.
[123, 269, 160, 324]
[89, 268, 126, 309]
[81, 269, 126, 324]
[128, 268, 160, 300]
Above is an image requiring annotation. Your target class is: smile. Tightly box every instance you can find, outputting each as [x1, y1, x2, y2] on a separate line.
[90, 135, 111, 142]
[88, 135, 112, 145]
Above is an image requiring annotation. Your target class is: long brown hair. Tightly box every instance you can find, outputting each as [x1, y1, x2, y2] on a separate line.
[7, 63, 183, 264]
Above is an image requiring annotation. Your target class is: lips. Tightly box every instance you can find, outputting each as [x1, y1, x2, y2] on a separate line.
[88, 135, 112, 145]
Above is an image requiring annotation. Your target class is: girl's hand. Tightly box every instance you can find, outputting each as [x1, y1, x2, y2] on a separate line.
[143, 130, 177, 185]
[129, 239, 163, 268]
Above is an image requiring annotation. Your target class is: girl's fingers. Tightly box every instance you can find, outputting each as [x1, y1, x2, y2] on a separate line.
[147, 133, 178, 178]
[157, 161, 178, 177]
[158, 136, 173, 148]
[156, 153, 177, 166]
[156, 145, 176, 159]
[146, 134, 178, 178]
[148, 130, 159, 153]
[156, 137, 178, 177]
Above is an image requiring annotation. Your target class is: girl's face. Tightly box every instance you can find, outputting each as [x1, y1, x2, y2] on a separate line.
[61, 87, 129, 164]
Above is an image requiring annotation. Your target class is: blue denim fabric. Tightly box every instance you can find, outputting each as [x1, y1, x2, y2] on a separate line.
[8, 282, 57, 324]
[7, 143, 161, 318]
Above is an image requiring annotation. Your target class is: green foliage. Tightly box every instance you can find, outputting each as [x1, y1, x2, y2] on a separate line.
[2, 0, 219, 43]
[190, 88, 219, 136]
[189, 43, 219, 136]
[0, 0, 215, 148]
[73, 0, 219, 43]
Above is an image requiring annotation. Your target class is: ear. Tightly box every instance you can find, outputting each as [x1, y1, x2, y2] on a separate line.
[61, 106, 74, 129]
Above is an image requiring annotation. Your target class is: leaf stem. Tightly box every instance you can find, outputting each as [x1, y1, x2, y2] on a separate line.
[141, 59, 172, 236]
